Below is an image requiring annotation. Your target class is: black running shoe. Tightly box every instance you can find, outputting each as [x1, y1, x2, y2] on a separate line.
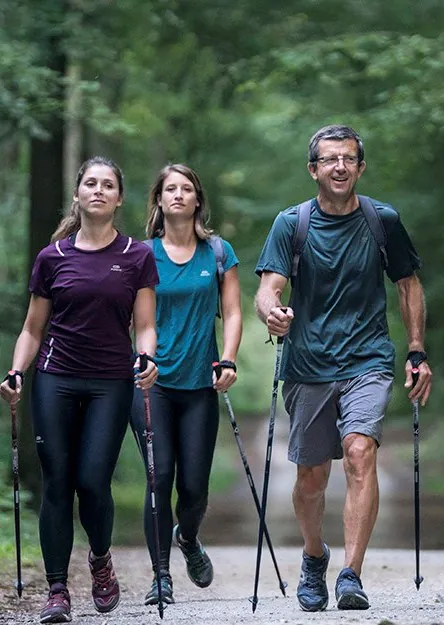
[296, 543, 330, 612]
[335, 567, 369, 610]
[144, 573, 175, 606]
[172, 525, 214, 588]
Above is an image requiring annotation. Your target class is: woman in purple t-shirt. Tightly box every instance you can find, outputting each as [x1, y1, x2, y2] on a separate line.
[0, 156, 159, 624]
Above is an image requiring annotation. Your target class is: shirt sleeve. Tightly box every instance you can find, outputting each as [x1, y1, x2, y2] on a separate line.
[384, 212, 421, 283]
[255, 211, 296, 278]
[222, 239, 239, 272]
[137, 246, 159, 290]
[29, 249, 53, 299]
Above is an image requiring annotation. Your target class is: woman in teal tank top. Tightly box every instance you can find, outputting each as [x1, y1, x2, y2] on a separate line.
[130, 164, 242, 605]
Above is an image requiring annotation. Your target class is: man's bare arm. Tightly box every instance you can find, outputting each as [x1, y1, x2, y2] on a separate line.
[255, 271, 294, 336]
[396, 274, 432, 405]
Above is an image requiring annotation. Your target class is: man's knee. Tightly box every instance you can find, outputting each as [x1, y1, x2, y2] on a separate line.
[295, 463, 330, 499]
[343, 433, 377, 478]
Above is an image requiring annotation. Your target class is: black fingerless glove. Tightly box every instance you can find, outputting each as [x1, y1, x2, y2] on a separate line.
[3, 370, 24, 385]
[218, 360, 237, 373]
[406, 351, 427, 369]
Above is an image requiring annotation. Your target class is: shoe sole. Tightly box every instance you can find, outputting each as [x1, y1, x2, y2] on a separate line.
[145, 595, 175, 606]
[186, 567, 213, 589]
[337, 592, 369, 610]
[93, 595, 120, 614]
[40, 613, 72, 624]
[298, 598, 328, 612]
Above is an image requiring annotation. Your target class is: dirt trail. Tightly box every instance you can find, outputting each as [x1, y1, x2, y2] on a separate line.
[1, 545, 443, 625]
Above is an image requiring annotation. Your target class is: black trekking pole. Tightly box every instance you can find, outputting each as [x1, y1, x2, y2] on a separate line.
[139, 354, 164, 619]
[251, 334, 285, 613]
[8, 372, 23, 598]
[412, 368, 424, 591]
[212, 362, 287, 598]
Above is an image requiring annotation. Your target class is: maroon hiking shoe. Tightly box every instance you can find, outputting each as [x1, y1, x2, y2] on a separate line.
[88, 551, 120, 613]
[40, 582, 72, 623]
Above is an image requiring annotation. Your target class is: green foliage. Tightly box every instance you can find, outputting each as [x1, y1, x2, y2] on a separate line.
[0, 459, 40, 566]
[1, 0, 444, 541]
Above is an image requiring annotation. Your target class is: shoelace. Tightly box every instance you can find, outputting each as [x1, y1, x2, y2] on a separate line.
[338, 571, 362, 588]
[302, 561, 327, 590]
[152, 577, 172, 593]
[185, 543, 208, 573]
[92, 560, 113, 587]
[47, 589, 70, 608]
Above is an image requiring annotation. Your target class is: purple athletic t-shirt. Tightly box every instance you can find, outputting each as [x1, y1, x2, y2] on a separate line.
[29, 233, 159, 379]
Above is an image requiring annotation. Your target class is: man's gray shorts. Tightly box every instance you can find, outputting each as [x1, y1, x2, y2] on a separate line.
[282, 371, 394, 466]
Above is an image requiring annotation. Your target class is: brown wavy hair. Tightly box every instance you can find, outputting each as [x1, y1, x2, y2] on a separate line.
[51, 156, 124, 242]
[145, 163, 212, 240]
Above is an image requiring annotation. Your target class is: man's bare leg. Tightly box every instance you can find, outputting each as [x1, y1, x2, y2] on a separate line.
[342, 433, 379, 575]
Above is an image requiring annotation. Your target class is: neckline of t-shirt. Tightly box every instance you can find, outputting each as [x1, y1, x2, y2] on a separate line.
[157, 237, 199, 266]
[314, 199, 362, 220]
[66, 231, 122, 253]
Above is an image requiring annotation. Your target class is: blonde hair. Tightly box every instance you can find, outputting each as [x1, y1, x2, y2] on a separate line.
[145, 164, 213, 240]
[51, 156, 124, 242]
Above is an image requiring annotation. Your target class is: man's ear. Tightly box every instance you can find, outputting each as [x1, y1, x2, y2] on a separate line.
[307, 162, 318, 182]
[358, 160, 367, 175]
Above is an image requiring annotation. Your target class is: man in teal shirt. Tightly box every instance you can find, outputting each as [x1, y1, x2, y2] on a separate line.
[255, 125, 432, 611]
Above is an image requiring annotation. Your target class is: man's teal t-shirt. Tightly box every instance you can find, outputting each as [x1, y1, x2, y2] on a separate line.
[255, 199, 421, 383]
[153, 237, 238, 389]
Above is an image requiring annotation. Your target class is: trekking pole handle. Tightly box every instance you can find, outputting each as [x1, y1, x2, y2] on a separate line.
[8, 371, 17, 391]
[213, 362, 222, 379]
[412, 368, 419, 388]
[139, 353, 148, 373]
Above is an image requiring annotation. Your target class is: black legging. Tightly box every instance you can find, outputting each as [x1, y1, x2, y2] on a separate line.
[130, 383, 219, 574]
[31, 370, 132, 585]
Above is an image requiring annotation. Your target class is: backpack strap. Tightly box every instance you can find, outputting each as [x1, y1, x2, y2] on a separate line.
[357, 195, 388, 269]
[144, 238, 154, 250]
[208, 235, 226, 283]
[208, 235, 227, 318]
[291, 200, 312, 280]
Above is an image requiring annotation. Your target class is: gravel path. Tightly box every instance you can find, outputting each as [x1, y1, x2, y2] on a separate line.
[1, 546, 443, 625]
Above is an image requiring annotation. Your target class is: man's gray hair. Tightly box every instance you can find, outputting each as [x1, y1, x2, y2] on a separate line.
[308, 125, 364, 164]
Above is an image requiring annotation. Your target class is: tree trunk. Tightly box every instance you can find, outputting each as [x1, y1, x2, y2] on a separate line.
[19, 43, 66, 504]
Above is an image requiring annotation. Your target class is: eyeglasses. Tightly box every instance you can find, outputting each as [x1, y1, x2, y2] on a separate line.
[315, 155, 360, 167]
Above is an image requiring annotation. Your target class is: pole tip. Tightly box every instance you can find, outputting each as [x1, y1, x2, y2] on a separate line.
[15, 580, 24, 598]
[249, 596, 258, 613]
[415, 575, 424, 590]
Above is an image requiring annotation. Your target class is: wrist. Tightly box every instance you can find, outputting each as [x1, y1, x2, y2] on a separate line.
[408, 342, 424, 351]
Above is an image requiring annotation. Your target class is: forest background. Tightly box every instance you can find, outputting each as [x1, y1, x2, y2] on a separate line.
[1, 0, 443, 563]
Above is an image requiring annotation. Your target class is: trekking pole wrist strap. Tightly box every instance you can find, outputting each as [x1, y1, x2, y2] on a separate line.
[3, 370, 24, 384]
[406, 351, 427, 369]
[218, 360, 237, 373]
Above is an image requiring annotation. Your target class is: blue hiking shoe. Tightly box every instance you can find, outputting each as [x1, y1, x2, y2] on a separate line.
[144, 573, 175, 606]
[172, 525, 213, 588]
[297, 543, 330, 612]
[335, 567, 369, 610]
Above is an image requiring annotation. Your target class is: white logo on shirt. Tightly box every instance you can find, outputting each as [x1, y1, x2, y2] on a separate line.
[200, 270, 210, 277]
[111, 264, 122, 272]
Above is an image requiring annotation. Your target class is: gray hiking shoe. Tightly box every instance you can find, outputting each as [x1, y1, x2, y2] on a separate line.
[297, 543, 330, 612]
[335, 567, 369, 610]
[172, 525, 213, 588]
[144, 573, 175, 606]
